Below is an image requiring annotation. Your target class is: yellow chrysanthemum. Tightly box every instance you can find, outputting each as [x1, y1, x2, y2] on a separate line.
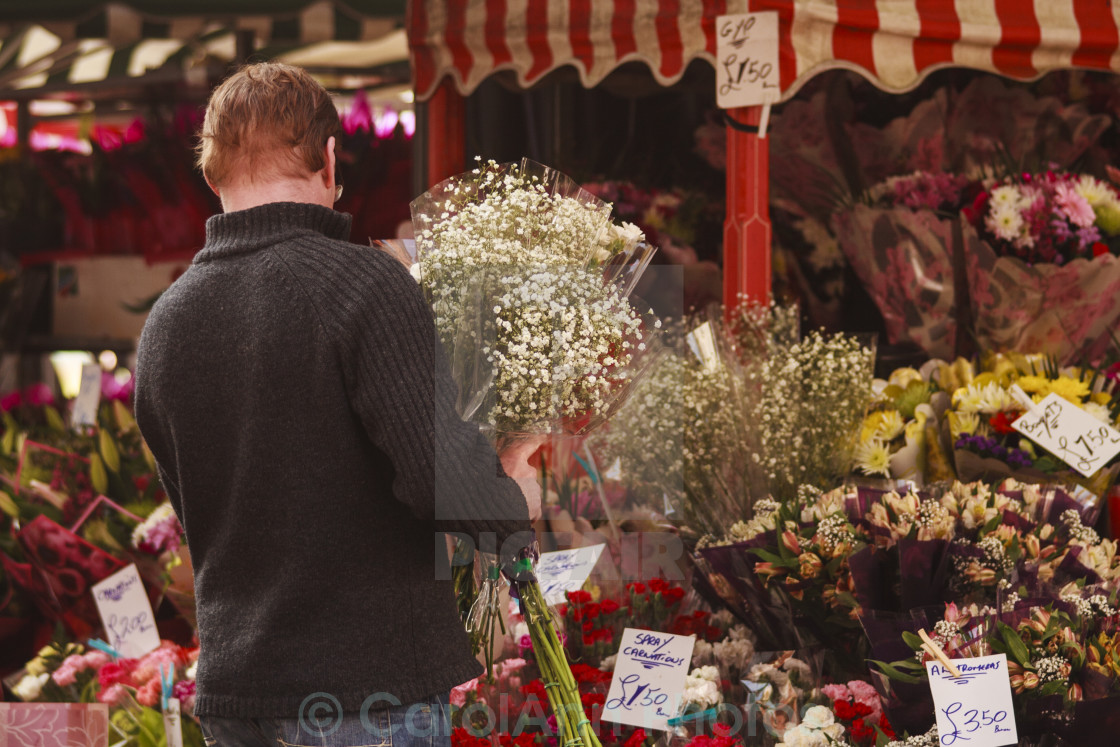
[1015, 375, 1048, 394]
[854, 438, 892, 477]
[948, 411, 980, 442]
[876, 410, 906, 441]
[1044, 376, 1091, 405]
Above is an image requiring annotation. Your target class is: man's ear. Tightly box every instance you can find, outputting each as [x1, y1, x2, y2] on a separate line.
[205, 176, 220, 199]
[324, 135, 337, 187]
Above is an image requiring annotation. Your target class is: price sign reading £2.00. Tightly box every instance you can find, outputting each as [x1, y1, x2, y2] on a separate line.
[715, 12, 780, 109]
[91, 564, 161, 659]
[603, 628, 696, 732]
[1011, 392, 1120, 478]
[926, 654, 1018, 747]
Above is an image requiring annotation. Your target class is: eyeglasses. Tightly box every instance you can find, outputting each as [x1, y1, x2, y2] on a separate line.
[334, 183, 344, 203]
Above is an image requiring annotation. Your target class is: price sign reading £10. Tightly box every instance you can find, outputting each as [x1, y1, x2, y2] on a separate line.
[603, 628, 696, 732]
[715, 12, 780, 109]
[926, 654, 1018, 747]
[1011, 392, 1120, 477]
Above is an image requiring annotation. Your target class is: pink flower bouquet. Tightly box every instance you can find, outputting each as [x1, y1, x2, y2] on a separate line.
[962, 172, 1120, 363]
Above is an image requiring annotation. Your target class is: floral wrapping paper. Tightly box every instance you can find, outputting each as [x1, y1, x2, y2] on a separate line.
[832, 206, 961, 360]
[0, 703, 109, 747]
[965, 225, 1120, 365]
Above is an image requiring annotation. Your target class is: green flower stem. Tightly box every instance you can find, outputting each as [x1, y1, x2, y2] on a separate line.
[518, 578, 602, 747]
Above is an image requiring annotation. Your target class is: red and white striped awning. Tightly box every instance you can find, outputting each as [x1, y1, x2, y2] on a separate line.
[409, 0, 1120, 101]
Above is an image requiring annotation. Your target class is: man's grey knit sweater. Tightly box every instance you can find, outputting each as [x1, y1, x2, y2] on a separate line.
[134, 202, 531, 718]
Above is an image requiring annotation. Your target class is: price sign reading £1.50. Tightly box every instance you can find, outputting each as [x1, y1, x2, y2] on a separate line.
[1011, 391, 1120, 478]
[926, 654, 1018, 747]
[715, 12, 780, 109]
[603, 628, 696, 732]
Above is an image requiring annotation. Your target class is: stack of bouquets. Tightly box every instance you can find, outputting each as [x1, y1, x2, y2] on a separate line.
[963, 171, 1120, 363]
[6, 638, 204, 746]
[694, 477, 1118, 672]
[866, 589, 1120, 743]
[821, 74, 1111, 361]
[410, 158, 665, 747]
[939, 354, 1120, 503]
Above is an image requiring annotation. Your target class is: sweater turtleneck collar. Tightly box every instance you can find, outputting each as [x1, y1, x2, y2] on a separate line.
[194, 202, 352, 262]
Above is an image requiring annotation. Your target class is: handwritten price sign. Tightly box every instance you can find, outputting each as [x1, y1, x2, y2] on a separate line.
[715, 12, 780, 109]
[91, 564, 160, 658]
[537, 544, 606, 605]
[926, 654, 1018, 747]
[603, 628, 695, 732]
[1012, 392, 1120, 477]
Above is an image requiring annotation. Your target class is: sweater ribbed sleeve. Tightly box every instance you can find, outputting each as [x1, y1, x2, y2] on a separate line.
[279, 240, 533, 549]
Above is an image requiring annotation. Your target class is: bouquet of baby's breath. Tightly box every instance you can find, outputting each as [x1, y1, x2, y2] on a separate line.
[736, 305, 876, 502]
[411, 157, 659, 435]
[592, 314, 758, 541]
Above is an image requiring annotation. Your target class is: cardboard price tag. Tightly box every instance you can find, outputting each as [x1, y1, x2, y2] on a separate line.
[537, 544, 606, 605]
[70, 363, 102, 428]
[603, 628, 696, 732]
[715, 12, 780, 109]
[1011, 391, 1120, 477]
[91, 564, 161, 658]
[926, 654, 1018, 747]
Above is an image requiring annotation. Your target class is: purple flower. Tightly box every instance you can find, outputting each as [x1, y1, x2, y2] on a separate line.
[24, 383, 54, 407]
[0, 391, 21, 411]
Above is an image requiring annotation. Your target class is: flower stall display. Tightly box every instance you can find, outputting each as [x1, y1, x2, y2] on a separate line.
[5, 638, 204, 746]
[939, 354, 1120, 503]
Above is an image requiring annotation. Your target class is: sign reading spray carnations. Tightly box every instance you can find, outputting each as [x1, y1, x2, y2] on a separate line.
[1010, 385, 1120, 477]
[603, 628, 696, 732]
[536, 544, 606, 605]
[715, 12, 780, 110]
[925, 654, 1018, 747]
[91, 564, 160, 658]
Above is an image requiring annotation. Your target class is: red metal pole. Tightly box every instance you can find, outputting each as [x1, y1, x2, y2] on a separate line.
[425, 78, 466, 187]
[723, 106, 771, 314]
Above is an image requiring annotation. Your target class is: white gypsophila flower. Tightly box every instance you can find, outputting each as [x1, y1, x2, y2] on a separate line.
[409, 261, 425, 282]
[413, 160, 650, 432]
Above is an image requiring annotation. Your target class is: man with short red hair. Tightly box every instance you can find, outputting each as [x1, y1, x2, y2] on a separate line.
[135, 62, 538, 746]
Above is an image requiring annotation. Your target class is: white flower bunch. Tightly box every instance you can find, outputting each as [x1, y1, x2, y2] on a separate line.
[776, 705, 848, 747]
[591, 318, 756, 538]
[682, 665, 722, 710]
[411, 159, 656, 433]
[744, 326, 875, 502]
